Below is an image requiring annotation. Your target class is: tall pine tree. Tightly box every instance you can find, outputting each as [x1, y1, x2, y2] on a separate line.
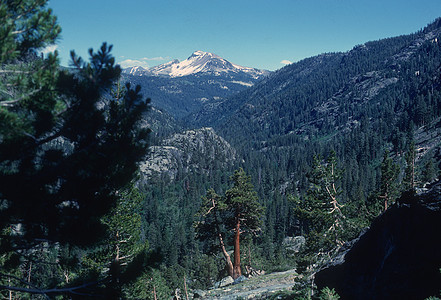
[195, 168, 264, 280]
[225, 168, 264, 279]
[292, 151, 346, 254]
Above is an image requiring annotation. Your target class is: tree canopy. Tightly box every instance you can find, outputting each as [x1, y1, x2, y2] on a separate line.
[0, 0, 150, 297]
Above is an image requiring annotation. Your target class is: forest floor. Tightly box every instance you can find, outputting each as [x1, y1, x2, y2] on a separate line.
[197, 269, 299, 299]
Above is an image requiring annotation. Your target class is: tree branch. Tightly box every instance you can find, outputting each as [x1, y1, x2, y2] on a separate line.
[204, 197, 217, 216]
[0, 69, 31, 74]
[0, 277, 107, 297]
[11, 0, 40, 22]
[0, 88, 42, 107]
[0, 273, 49, 299]
[11, 29, 29, 35]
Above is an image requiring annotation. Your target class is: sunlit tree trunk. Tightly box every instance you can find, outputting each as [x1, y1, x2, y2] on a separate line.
[233, 220, 241, 279]
[219, 233, 234, 278]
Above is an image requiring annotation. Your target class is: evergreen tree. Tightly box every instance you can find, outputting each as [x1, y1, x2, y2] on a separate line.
[422, 158, 438, 183]
[403, 141, 417, 191]
[378, 150, 400, 211]
[194, 188, 232, 278]
[195, 169, 264, 280]
[292, 151, 346, 254]
[224, 168, 264, 279]
[81, 184, 149, 298]
[0, 0, 60, 144]
[0, 1, 150, 297]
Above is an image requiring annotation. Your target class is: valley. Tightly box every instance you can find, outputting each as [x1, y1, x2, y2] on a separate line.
[134, 17, 441, 299]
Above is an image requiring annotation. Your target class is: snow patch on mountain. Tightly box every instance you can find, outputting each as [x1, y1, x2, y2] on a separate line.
[148, 59, 180, 76]
[125, 66, 148, 76]
[122, 51, 270, 78]
[231, 81, 254, 87]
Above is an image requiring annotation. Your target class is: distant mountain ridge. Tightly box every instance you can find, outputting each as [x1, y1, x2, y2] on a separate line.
[121, 51, 271, 118]
[122, 50, 270, 78]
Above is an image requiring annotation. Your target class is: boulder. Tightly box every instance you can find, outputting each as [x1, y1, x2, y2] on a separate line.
[315, 181, 441, 299]
[283, 236, 306, 254]
[192, 289, 206, 298]
[214, 276, 234, 288]
[233, 275, 248, 285]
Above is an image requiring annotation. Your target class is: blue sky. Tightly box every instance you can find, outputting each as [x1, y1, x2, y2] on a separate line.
[48, 0, 441, 71]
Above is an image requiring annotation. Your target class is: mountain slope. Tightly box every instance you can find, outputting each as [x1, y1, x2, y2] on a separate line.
[191, 19, 441, 145]
[122, 51, 270, 118]
[184, 18, 441, 209]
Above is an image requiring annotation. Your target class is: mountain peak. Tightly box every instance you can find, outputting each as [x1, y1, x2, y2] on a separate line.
[191, 50, 210, 56]
[123, 51, 270, 78]
[189, 50, 220, 59]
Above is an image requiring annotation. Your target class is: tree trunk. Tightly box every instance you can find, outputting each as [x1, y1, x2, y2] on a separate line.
[8, 278, 12, 300]
[233, 220, 241, 279]
[218, 233, 234, 278]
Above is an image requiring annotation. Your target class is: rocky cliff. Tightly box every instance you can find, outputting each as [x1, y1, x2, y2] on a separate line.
[140, 127, 237, 180]
[315, 181, 441, 299]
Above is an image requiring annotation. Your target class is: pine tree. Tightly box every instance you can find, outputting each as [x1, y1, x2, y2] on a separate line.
[0, 0, 60, 143]
[0, 1, 150, 297]
[195, 169, 264, 280]
[290, 151, 350, 273]
[81, 184, 149, 298]
[194, 189, 232, 277]
[225, 168, 264, 279]
[378, 150, 400, 211]
[292, 151, 346, 253]
[422, 158, 437, 183]
[403, 141, 417, 191]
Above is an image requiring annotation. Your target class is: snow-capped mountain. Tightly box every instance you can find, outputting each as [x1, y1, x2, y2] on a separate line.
[122, 51, 270, 78]
[121, 51, 272, 118]
[125, 66, 148, 76]
[148, 59, 180, 76]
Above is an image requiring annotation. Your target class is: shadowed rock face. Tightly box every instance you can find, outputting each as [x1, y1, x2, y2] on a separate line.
[315, 181, 441, 300]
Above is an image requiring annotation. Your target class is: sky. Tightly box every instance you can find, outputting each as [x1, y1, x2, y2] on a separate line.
[47, 0, 441, 71]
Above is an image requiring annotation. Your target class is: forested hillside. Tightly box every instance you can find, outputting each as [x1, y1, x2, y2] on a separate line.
[189, 17, 441, 213]
[140, 17, 441, 297]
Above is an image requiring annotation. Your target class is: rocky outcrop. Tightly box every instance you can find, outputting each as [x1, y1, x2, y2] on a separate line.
[315, 181, 441, 299]
[202, 269, 298, 299]
[140, 127, 236, 180]
[283, 236, 306, 256]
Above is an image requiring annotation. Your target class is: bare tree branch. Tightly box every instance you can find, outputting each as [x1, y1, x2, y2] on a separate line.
[0, 273, 50, 300]
[0, 69, 31, 74]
